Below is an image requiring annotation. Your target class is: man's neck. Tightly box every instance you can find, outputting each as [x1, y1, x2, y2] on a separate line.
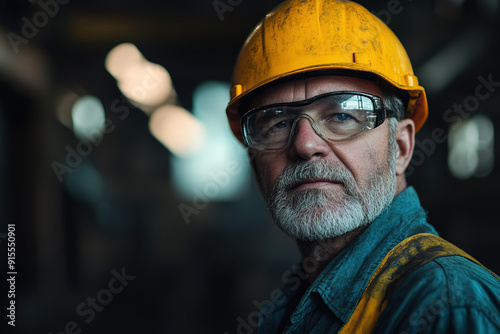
[296, 225, 369, 284]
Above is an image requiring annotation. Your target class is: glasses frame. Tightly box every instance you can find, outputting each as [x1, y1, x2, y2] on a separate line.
[241, 91, 396, 150]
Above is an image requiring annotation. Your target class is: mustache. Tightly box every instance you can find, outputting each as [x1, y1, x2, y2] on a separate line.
[274, 160, 356, 193]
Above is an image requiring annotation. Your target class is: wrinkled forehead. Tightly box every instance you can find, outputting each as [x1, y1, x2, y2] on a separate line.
[249, 75, 384, 109]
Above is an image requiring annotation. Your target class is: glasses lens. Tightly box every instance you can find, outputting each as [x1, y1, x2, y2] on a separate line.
[320, 94, 374, 140]
[243, 92, 378, 150]
[245, 108, 296, 150]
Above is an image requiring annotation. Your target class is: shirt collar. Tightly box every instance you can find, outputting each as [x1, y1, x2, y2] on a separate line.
[289, 186, 437, 324]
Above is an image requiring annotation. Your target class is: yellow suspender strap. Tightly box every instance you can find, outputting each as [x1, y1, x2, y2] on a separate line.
[339, 233, 499, 333]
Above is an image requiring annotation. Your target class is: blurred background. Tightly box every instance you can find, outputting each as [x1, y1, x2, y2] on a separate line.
[0, 0, 499, 333]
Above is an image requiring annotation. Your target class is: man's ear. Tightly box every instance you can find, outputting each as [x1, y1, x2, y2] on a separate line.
[395, 119, 415, 176]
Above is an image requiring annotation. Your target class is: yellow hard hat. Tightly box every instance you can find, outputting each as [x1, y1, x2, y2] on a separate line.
[226, 0, 428, 142]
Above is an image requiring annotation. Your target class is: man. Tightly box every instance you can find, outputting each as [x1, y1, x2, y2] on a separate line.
[226, 0, 500, 333]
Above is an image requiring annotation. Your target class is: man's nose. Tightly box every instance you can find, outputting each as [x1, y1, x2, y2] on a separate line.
[288, 116, 330, 161]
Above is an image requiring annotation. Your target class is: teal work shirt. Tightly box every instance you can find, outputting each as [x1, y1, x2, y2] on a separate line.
[257, 187, 500, 333]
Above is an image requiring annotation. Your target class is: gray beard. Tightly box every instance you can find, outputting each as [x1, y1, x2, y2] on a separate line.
[261, 138, 397, 241]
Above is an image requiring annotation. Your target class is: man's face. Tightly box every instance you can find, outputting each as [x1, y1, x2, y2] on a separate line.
[249, 75, 398, 241]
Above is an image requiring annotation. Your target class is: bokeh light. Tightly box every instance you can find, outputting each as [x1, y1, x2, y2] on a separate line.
[71, 95, 106, 141]
[105, 42, 172, 112]
[149, 104, 206, 157]
[448, 115, 494, 179]
[171, 81, 250, 201]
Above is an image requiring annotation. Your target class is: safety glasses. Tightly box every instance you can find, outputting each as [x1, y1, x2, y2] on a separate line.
[241, 91, 395, 150]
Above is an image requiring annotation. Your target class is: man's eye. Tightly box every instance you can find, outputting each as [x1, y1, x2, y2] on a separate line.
[261, 119, 290, 139]
[272, 120, 289, 129]
[331, 113, 355, 122]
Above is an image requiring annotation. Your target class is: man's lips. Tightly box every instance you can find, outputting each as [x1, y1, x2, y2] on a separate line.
[289, 179, 343, 190]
